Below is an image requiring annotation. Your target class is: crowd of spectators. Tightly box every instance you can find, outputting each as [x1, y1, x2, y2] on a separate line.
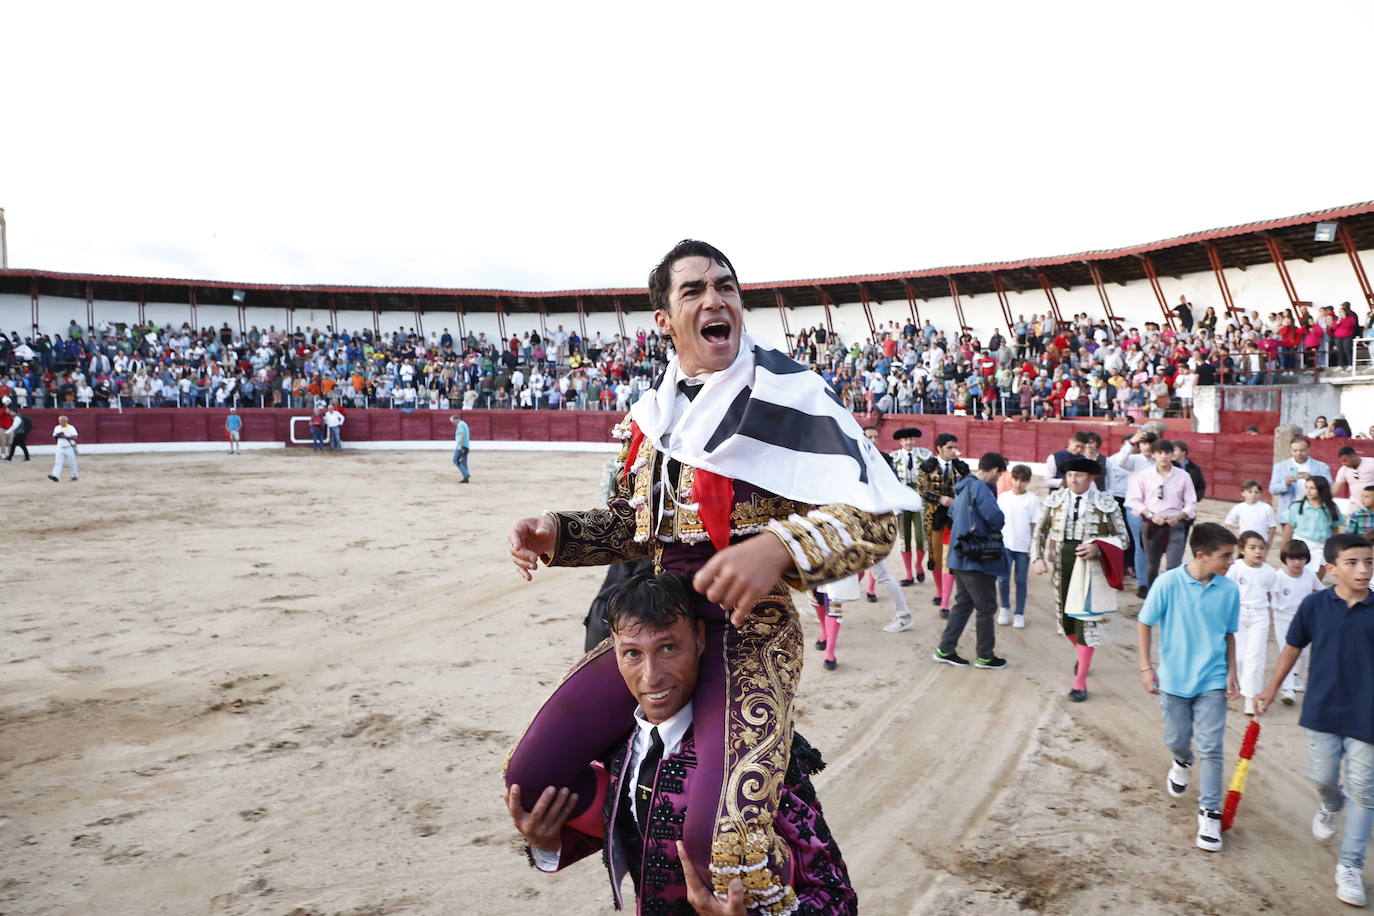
[0, 296, 1370, 417]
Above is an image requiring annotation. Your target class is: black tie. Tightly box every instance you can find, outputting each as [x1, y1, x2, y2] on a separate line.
[1071, 495, 1081, 529]
[635, 727, 664, 826]
[677, 380, 701, 402]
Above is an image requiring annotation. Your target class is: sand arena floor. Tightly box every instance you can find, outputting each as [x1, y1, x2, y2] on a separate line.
[0, 449, 1349, 915]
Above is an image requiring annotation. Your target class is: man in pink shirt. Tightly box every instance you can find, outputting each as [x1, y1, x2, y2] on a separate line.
[1333, 446, 1374, 499]
[1127, 438, 1199, 596]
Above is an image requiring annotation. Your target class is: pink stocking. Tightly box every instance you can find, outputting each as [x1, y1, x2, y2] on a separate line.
[916, 549, 926, 575]
[1074, 644, 1094, 692]
[901, 551, 913, 579]
[823, 614, 841, 663]
[864, 571, 876, 596]
[941, 572, 956, 610]
[812, 596, 829, 629]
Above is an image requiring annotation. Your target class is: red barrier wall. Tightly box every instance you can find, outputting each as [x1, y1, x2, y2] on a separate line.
[18, 408, 1368, 502]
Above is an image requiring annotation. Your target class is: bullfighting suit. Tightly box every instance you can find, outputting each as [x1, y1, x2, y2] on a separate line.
[1031, 460, 1127, 700]
[889, 429, 930, 585]
[505, 336, 915, 914]
[915, 452, 969, 612]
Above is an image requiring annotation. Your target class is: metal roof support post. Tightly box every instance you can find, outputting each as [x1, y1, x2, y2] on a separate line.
[138, 285, 147, 328]
[901, 279, 922, 327]
[286, 293, 295, 336]
[189, 288, 198, 332]
[495, 297, 507, 341]
[1085, 263, 1119, 324]
[1035, 272, 1064, 326]
[772, 289, 792, 351]
[537, 299, 548, 341]
[454, 297, 466, 341]
[1265, 235, 1307, 314]
[945, 276, 969, 331]
[85, 282, 95, 330]
[1205, 244, 1239, 318]
[990, 274, 1014, 331]
[328, 295, 337, 334]
[1137, 256, 1176, 330]
[816, 287, 835, 338]
[857, 284, 878, 340]
[576, 298, 587, 340]
[237, 304, 246, 336]
[1337, 223, 1374, 308]
[370, 294, 380, 338]
[29, 277, 39, 334]
[412, 295, 425, 339]
[613, 297, 627, 341]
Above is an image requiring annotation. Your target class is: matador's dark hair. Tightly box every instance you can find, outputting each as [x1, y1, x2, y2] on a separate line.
[647, 240, 739, 314]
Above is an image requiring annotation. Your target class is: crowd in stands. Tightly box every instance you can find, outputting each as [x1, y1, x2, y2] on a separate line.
[0, 296, 1370, 416]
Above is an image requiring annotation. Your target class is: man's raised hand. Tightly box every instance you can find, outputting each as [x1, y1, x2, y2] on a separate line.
[509, 515, 557, 580]
[505, 784, 578, 853]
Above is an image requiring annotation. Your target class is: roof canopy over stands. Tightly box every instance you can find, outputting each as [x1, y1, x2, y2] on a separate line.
[3, 201, 1372, 332]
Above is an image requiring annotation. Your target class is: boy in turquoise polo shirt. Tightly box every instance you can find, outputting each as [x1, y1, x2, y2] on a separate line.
[1137, 522, 1240, 854]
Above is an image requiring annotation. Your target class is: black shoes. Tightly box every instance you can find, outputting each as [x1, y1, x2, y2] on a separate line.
[814, 639, 827, 651]
[1136, 586, 1148, 599]
[865, 593, 878, 603]
[48, 475, 58, 481]
[916, 572, 926, 583]
[931, 594, 941, 605]
[940, 609, 950, 619]
[823, 659, 837, 671]
[1068, 688, 1088, 702]
[975, 655, 1008, 670]
[899, 578, 915, 587]
[932, 648, 970, 667]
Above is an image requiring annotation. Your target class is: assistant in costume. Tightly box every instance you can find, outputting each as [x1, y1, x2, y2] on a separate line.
[505, 241, 913, 915]
[889, 427, 930, 586]
[915, 432, 969, 613]
[1031, 456, 1127, 702]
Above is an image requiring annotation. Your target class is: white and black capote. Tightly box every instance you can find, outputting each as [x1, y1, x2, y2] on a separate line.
[631, 334, 922, 516]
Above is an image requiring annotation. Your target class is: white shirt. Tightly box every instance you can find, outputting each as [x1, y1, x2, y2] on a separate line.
[997, 490, 1040, 553]
[53, 423, 78, 449]
[1224, 501, 1278, 536]
[1272, 567, 1321, 621]
[530, 700, 694, 872]
[1226, 560, 1277, 613]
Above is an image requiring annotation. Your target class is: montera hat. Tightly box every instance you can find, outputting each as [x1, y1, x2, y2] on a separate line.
[893, 427, 923, 441]
[1061, 456, 1102, 476]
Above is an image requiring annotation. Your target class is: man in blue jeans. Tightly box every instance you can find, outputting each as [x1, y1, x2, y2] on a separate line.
[933, 452, 1009, 670]
[1257, 533, 1374, 908]
[451, 414, 471, 483]
[1137, 522, 1240, 854]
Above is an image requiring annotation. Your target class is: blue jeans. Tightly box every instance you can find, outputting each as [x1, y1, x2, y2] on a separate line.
[1307, 730, 1374, 869]
[1126, 509, 1149, 587]
[454, 447, 469, 480]
[998, 549, 1029, 615]
[328, 427, 341, 450]
[311, 428, 325, 451]
[1160, 689, 1227, 812]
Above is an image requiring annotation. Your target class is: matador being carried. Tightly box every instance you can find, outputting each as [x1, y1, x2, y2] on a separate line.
[505, 240, 918, 914]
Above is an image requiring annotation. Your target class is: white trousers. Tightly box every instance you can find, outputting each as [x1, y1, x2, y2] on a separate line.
[1236, 604, 1271, 698]
[865, 559, 912, 618]
[52, 447, 78, 479]
[1271, 603, 1308, 691]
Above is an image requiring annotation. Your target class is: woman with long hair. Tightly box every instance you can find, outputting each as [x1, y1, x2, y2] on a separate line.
[1199, 306, 1218, 333]
[1332, 417, 1354, 439]
[1286, 475, 1344, 578]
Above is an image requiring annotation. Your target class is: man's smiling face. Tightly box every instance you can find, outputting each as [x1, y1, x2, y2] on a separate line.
[654, 256, 744, 377]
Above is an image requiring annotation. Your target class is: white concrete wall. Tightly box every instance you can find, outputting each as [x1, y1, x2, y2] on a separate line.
[5, 249, 1370, 346]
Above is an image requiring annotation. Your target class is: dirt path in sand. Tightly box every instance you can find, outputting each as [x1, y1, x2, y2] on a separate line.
[0, 450, 1346, 915]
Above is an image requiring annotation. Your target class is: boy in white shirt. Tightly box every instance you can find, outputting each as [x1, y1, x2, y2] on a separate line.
[49, 415, 79, 482]
[996, 464, 1039, 627]
[1224, 481, 1279, 555]
[1227, 531, 1279, 716]
[1270, 539, 1321, 703]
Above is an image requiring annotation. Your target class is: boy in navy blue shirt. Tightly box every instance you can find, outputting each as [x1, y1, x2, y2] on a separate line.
[1137, 522, 1240, 854]
[1257, 532, 1374, 908]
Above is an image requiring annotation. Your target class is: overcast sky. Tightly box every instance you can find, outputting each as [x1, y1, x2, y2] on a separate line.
[4, 1, 1371, 292]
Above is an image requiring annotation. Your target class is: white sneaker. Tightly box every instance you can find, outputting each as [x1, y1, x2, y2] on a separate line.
[1244, 697, 1256, 716]
[1167, 759, 1191, 798]
[1280, 688, 1298, 706]
[996, 608, 1012, 626]
[883, 617, 914, 633]
[1012, 614, 1026, 629]
[1336, 863, 1367, 907]
[1314, 805, 1340, 843]
[1196, 808, 1223, 852]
